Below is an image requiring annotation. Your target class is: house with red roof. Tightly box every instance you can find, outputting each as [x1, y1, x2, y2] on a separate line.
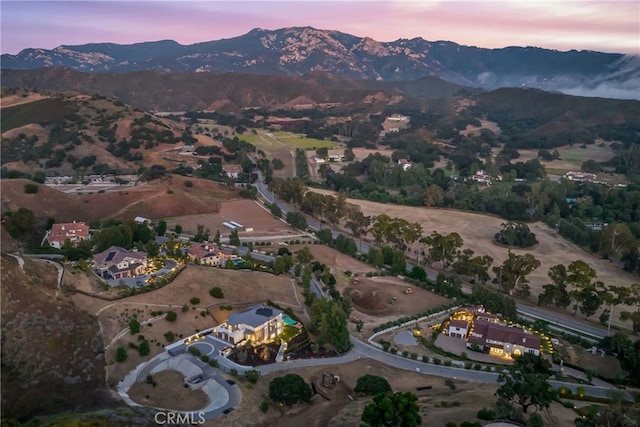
[186, 242, 230, 266]
[46, 221, 91, 249]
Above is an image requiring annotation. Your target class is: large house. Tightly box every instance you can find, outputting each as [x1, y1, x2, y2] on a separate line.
[93, 246, 148, 280]
[466, 320, 541, 357]
[222, 164, 243, 179]
[186, 242, 229, 266]
[213, 304, 284, 346]
[46, 221, 90, 249]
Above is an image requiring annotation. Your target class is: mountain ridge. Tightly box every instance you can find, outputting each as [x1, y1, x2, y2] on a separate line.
[3, 26, 638, 100]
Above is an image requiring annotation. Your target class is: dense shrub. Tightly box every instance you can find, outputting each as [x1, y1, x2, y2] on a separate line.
[24, 183, 39, 194]
[166, 311, 177, 322]
[354, 374, 392, 396]
[209, 287, 224, 298]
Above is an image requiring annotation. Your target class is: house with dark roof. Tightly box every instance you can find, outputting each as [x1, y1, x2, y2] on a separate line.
[213, 304, 284, 346]
[447, 320, 469, 339]
[467, 320, 540, 357]
[46, 221, 91, 249]
[93, 246, 148, 280]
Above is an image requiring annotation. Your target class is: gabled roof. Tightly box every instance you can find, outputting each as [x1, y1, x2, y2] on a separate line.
[187, 242, 224, 259]
[48, 222, 90, 243]
[227, 304, 283, 328]
[449, 320, 469, 329]
[94, 246, 147, 266]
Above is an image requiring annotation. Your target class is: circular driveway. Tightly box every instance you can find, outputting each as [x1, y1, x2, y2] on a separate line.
[190, 342, 215, 356]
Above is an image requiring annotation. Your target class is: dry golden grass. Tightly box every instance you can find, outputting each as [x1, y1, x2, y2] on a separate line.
[128, 369, 210, 411]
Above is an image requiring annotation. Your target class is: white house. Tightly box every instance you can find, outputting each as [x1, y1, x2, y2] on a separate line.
[213, 304, 284, 346]
[448, 320, 469, 339]
[222, 164, 243, 179]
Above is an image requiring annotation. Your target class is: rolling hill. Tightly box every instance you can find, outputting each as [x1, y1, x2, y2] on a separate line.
[3, 26, 638, 100]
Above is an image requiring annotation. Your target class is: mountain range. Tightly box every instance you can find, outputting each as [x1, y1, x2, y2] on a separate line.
[2, 27, 639, 100]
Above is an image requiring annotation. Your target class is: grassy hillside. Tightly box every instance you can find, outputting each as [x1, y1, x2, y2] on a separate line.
[0, 89, 191, 176]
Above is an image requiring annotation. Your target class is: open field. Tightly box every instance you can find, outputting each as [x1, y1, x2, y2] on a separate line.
[208, 358, 577, 427]
[164, 199, 298, 237]
[510, 141, 624, 182]
[0, 91, 52, 108]
[1, 176, 236, 223]
[309, 188, 638, 329]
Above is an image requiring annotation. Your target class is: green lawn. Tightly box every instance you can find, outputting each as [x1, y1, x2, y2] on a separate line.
[239, 130, 337, 153]
[280, 325, 302, 341]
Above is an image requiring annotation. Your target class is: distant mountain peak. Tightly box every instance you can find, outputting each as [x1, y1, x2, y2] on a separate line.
[2, 27, 638, 99]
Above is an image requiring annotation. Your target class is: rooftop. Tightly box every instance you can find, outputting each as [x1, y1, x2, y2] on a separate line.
[227, 304, 283, 328]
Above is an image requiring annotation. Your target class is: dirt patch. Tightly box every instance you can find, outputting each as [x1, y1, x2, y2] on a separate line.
[205, 358, 576, 427]
[553, 338, 621, 379]
[128, 369, 210, 411]
[286, 244, 376, 274]
[165, 199, 298, 236]
[1, 176, 235, 223]
[348, 277, 451, 318]
[0, 92, 51, 108]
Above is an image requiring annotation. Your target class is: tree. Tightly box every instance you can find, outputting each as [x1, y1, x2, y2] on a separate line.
[494, 222, 537, 248]
[213, 229, 221, 245]
[361, 391, 421, 427]
[174, 224, 183, 234]
[209, 287, 224, 298]
[193, 224, 210, 243]
[156, 219, 167, 236]
[424, 184, 444, 207]
[268, 374, 312, 406]
[286, 211, 307, 230]
[6, 207, 35, 237]
[115, 346, 128, 362]
[346, 211, 371, 251]
[422, 231, 463, 269]
[166, 311, 177, 322]
[354, 374, 392, 396]
[129, 318, 140, 334]
[496, 353, 555, 414]
[493, 251, 541, 296]
[138, 340, 150, 356]
[318, 302, 351, 353]
[295, 247, 313, 265]
[229, 228, 241, 246]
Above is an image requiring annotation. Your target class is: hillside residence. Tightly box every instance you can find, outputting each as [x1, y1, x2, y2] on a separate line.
[213, 304, 284, 346]
[447, 306, 541, 358]
[93, 246, 148, 280]
[186, 242, 230, 266]
[397, 158, 412, 171]
[222, 164, 243, 178]
[471, 170, 502, 185]
[467, 320, 541, 357]
[564, 171, 598, 182]
[46, 221, 90, 249]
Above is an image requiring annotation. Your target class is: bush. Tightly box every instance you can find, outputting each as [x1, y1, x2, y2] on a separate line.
[354, 374, 392, 396]
[166, 311, 177, 322]
[208, 359, 218, 368]
[163, 331, 175, 342]
[138, 340, 150, 356]
[246, 369, 260, 384]
[181, 304, 189, 312]
[115, 346, 127, 362]
[24, 183, 39, 194]
[260, 401, 269, 413]
[184, 180, 194, 188]
[200, 355, 209, 363]
[209, 287, 224, 298]
[444, 380, 456, 391]
[190, 297, 200, 305]
[129, 318, 140, 334]
[445, 423, 457, 427]
[433, 357, 442, 365]
[477, 408, 496, 421]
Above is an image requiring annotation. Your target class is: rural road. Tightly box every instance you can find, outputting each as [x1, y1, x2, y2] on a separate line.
[253, 170, 612, 340]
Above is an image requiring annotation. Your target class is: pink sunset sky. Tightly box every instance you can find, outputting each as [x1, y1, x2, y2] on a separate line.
[1, 0, 638, 55]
